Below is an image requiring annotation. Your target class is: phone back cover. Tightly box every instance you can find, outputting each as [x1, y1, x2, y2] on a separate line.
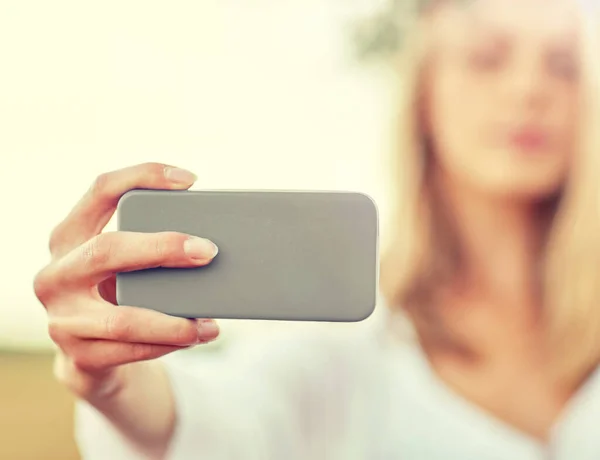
[116, 189, 379, 322]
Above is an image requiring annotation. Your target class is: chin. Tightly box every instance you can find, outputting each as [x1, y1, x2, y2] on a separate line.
[482, 155, 568, 202]
[490, 176, 564, 203]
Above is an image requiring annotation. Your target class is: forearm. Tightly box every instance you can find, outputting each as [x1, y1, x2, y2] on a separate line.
[83, 361, 176, 460]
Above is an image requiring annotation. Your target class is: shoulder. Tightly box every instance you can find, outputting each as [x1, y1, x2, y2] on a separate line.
[162, 303, 418, 393]
[230, 304, 418, 387]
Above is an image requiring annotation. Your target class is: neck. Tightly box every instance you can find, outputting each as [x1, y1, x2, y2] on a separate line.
[434, 173, 553, 307]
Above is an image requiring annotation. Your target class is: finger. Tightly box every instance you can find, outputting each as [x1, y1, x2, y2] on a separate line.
[51, 306, 220, 345]
[49, 162, 198, 259]
[67, 339, 190, 374]
[48, 231, 218, 289]
[97, 276, 117, 304]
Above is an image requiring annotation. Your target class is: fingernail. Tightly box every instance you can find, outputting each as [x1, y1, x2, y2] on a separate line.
[184, 237, 218, 260]
[164, 166, 197, 184]
[197, 320, 219, 341]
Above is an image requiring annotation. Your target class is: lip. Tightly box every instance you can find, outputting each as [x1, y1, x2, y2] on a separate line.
[507, 127, 550, 151]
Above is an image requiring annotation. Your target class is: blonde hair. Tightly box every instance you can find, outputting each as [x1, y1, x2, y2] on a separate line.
[379, 0, 600, 388]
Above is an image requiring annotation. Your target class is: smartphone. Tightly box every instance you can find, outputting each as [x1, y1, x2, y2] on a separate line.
[116, 189, 379, 322]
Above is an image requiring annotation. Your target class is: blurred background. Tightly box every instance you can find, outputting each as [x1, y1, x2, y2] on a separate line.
[1, 0, 400, 458]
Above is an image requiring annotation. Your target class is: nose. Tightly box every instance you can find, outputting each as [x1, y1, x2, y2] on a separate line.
[505, 54, 551, 113]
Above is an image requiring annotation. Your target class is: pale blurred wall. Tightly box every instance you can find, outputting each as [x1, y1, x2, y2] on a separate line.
[0, 0, 396, 351]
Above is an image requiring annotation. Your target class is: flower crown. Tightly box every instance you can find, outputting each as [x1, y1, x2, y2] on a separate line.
[350, 0, 470, 61]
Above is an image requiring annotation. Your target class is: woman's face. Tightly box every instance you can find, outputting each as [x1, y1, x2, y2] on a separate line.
[424, 0, 580, 200]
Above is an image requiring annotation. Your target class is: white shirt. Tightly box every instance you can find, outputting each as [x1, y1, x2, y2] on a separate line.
[74, 311, 600, 460]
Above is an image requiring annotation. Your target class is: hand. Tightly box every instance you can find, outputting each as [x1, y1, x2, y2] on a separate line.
[33, 163, 220, 402]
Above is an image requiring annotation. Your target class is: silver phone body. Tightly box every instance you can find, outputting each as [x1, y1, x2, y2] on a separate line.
[116, 189, 379, 322]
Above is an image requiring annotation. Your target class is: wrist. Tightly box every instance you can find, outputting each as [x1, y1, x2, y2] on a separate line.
[54, 350, 128, 403]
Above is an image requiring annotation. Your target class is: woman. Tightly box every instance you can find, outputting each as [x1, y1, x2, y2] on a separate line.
[33, 0, 600, 458]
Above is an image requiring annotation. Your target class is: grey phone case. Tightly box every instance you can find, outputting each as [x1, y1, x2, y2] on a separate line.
[116, 189, 379, 322]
